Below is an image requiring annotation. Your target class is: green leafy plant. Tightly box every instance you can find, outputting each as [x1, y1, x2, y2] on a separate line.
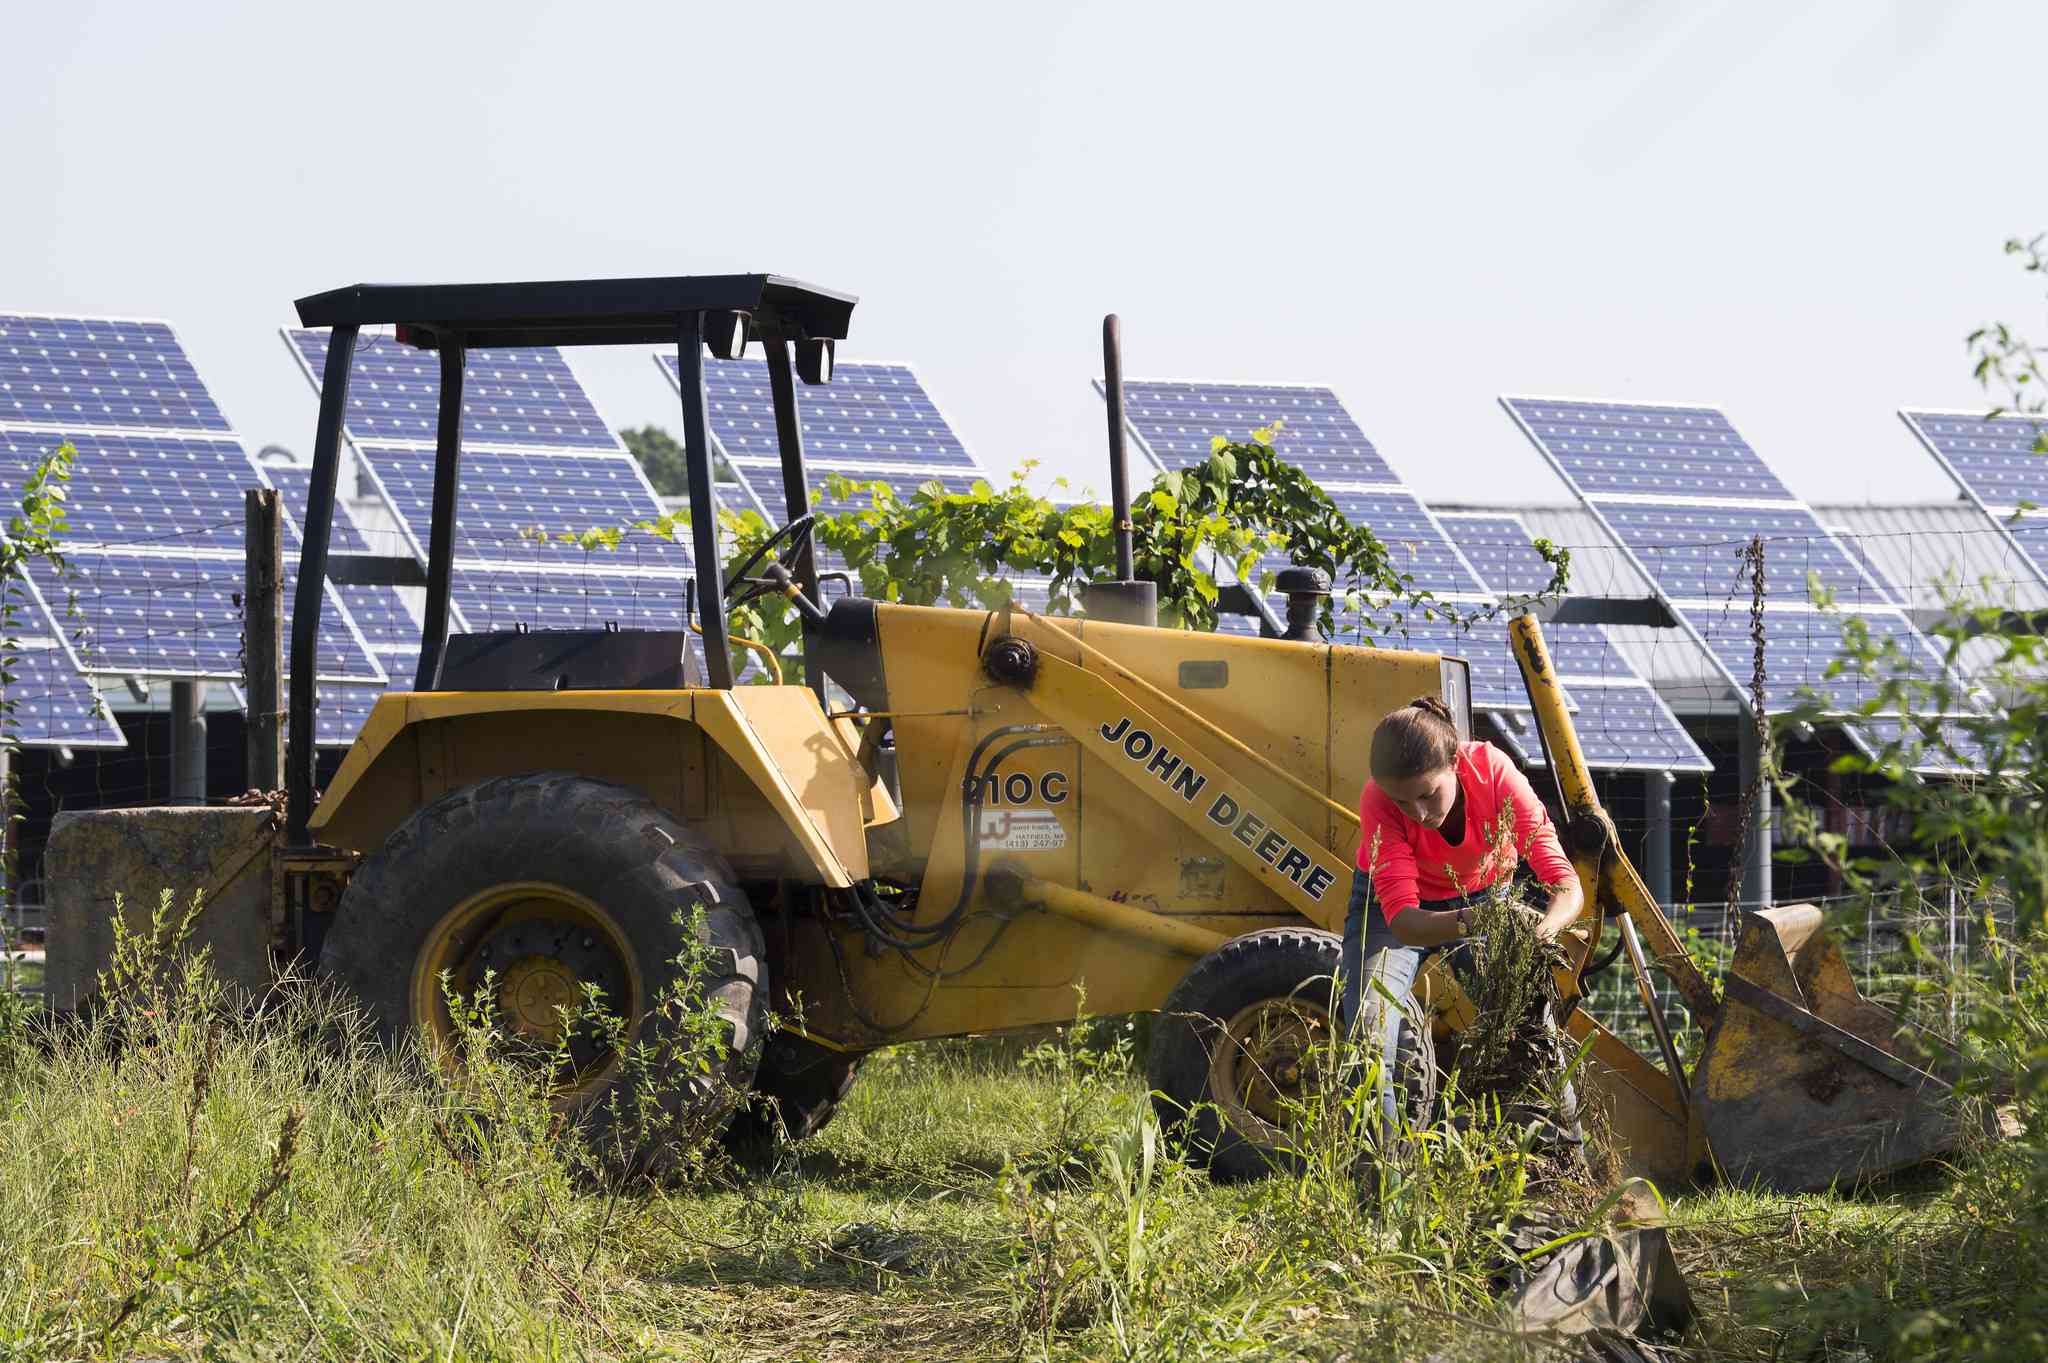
[554, 425, 1568, 684]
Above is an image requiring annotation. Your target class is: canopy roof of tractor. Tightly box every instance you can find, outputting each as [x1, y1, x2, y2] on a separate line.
[295, 274, 858, 350]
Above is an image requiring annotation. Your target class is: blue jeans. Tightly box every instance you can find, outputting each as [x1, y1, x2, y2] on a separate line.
[1336, 868, 1584, 1143]
[1335, 868, 1479, 1127]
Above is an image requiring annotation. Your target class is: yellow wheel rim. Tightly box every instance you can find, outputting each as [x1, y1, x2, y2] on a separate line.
[1207, 995, 1332, 1148]
[409, 881, 644, 1099]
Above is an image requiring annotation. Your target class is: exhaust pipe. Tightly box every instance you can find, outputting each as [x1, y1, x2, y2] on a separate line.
[1083, 313, 1158, 627]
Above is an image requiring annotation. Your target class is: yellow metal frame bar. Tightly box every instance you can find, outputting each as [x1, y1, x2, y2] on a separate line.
[1013, 876, 1228, 958]
[1507, 615, 1720, 1027]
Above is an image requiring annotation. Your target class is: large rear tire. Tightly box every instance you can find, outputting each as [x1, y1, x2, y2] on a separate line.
[319, 772, 766, 1173]
[1149, 927, 1434, 1182]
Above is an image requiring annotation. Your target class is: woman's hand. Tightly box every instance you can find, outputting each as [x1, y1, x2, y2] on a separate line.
[1532, 876, 1584, 943]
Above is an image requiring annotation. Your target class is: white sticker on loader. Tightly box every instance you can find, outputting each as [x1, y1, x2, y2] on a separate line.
[978, 807, 1068, 851]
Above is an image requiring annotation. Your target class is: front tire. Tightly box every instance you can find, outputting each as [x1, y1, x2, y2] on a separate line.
[319, 772, 766, 1172]
[1149, 927, 1434, 1181]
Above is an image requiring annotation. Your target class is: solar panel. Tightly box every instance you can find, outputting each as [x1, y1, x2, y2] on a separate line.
[1561, 683, 1717, 771]
[0, 628, 123, 748]
[1900, 409, 2048, 505]
[309, 686, 387, 748]
[355, 444, 689, 572]
[452, 568, 691, 632]
[1317, 488, 1490, 595]
[1842, 714, 1989, 777]
[260, 463, 420, 650]
[0, 431, 249, 547]
[1506, 395, 1975, 723]
[0, 313, 229, 433]
[25, 551, 382, 683]
[1685, 607, 1950, 714]
[286, 330, 617, 450]
[1593, 503, 1881, 604]
[2013, 519, 2048, 574]
[1502, 398, 1791, 500]
[1439, 514, 1711, 773]
[1899, 409, 2048, 588]
[233, 680, 388, 749]
[1435, 513, 1564, 598]
[1110, 380, 1398, 486]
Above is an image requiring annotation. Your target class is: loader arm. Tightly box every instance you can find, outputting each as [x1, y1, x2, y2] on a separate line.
[1507, 614, 1721, 1029]
[1505, 613, 1987, 1191]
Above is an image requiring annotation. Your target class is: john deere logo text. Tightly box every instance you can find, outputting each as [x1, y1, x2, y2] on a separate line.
[1098, 716, 1339, 901]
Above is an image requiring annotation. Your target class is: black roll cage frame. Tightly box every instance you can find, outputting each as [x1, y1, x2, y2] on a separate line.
[285, 273, 858, 846]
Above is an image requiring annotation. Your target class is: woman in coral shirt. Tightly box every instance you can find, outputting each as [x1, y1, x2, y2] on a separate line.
[1341, 696, 1583, 1123]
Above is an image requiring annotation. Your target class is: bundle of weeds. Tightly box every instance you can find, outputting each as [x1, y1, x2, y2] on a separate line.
[1451, 806, 1575, 1106]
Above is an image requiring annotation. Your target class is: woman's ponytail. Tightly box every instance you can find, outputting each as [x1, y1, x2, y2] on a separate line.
[1370, 695, 1460, 783]
[1406, 695, 1454, 726]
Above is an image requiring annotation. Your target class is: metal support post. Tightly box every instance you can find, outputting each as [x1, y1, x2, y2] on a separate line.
[1644, 770, 1673, 908]
[414, 337, 467, 691]
[244, 488, 284, 792]
[171, 680, 206, 805]
[288, 323, 358, 846]
[1738, 719, 1773, 910]
[763, 333, 823, 699]
[676, 314, 734, 689]
[0, 745, 12, 915]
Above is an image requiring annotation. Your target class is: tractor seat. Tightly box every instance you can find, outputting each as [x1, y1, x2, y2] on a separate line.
[429, 626, 703, 692]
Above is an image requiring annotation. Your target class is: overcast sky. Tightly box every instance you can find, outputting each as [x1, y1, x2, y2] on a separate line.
[5, 0, 2044, 506]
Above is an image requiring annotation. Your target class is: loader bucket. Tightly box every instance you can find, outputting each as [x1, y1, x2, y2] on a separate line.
[1690, 904, 1983, 1192]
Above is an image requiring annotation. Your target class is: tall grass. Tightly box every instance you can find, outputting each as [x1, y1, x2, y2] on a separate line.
[1, 888, 2039, 1360]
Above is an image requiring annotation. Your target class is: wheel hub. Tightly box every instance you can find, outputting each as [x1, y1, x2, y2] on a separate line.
[1212, 999, 1330, 1133]
[463, 913, 631, 1075]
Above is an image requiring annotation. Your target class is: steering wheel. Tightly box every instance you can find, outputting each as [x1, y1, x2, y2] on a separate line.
[722, 513, 816, 610]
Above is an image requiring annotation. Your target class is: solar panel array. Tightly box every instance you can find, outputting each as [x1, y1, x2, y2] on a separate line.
[668, 354, 1036, 608]
[1503, 397, 1982, 771]
[1439, 514, 1712, 772]
[1104, 379, 1548, 746]
[286, 328, 701, 713]
[1899, 409, 2048, 590]
[0, 314, 394, 752]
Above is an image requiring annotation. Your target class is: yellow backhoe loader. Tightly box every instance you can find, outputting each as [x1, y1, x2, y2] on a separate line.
[46, 275, 1981, 1190]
